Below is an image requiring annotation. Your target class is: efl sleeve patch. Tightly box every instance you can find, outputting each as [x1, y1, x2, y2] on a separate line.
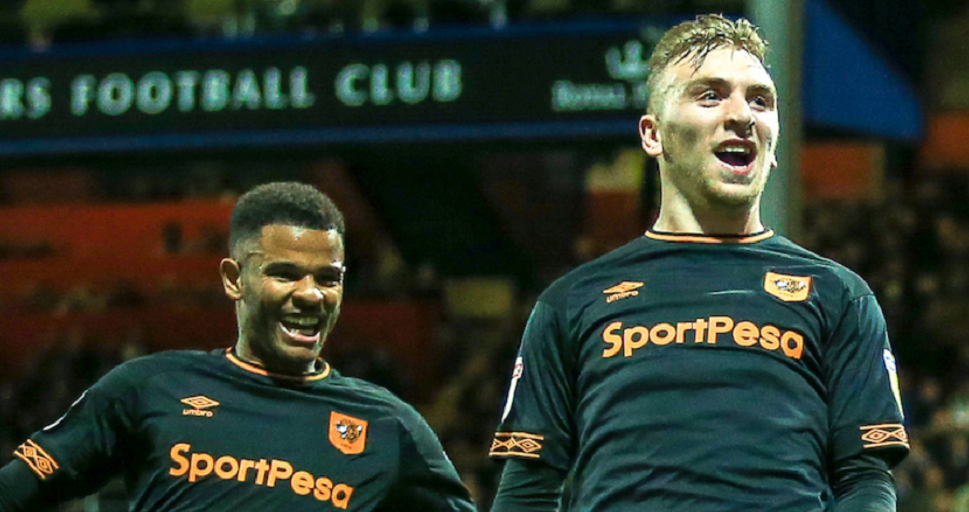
[13, 440, 60, 480]
[859, 424, 909, 450]
[489, 432, 544, 459]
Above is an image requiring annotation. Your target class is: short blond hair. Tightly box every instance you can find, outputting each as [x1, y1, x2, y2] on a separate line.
[646, 14, 769, 114]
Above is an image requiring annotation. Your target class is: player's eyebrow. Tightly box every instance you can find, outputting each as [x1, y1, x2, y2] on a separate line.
[747, 83, 777, 100]
[682, 77, 729, 93]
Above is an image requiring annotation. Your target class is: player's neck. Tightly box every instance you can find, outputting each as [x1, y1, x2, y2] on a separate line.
[233, 339, 319, 376]
[652, 194, 764, 236]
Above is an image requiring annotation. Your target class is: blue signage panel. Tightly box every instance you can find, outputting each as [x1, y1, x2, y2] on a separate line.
[803, 0, 923, 141]
[0, 22, 663, 155]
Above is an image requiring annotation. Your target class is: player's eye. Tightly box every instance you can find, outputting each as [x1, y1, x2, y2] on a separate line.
[698, 90, 721, 104]
[270, 270, 301, 282]
[750, 95, 772, 110]
[316, 271, 343, 287]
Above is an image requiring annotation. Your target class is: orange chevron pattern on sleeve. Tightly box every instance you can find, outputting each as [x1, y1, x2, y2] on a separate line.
[14, 439, 60, 480]
[859, 424, 909, 449]
[489, 432, 545, 459]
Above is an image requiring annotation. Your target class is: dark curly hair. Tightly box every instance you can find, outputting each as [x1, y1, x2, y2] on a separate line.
[229, 182, 345, 258]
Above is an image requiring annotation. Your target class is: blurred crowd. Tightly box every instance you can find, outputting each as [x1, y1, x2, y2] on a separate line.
[801, 176, 969, 512]
[0, 0, 744, 49]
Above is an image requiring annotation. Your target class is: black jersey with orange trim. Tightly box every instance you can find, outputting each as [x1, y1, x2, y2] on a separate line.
[491, 230, 909, 511]
[5, 348, 475, 512]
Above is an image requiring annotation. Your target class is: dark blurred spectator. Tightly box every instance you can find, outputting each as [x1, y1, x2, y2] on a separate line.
[899, 465, 950, 512]
[106, 279, 145, 308]
[428, 0, 488, 26]
[295, 0, 357, 34]
[954, 481, 969, 512]
[331, 347, 405, 398]
[0, 0, 28, 47]
[906, 377, 945, 430]
[52, 0, 193, 43]
[23, 281, 61, 314]
[383, 0, 424, 31]
[940, 433, 969, 488]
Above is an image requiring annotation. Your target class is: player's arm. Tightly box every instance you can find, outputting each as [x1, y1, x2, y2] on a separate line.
[489, 298, 575, 512]
[0, 457, 51, 511]
[381, 405, 477, 512]
[830, 453, 896, 512]
[490, 459, 564, 512]
[824, 292, 909, 510]
[0, 369, 135, 511]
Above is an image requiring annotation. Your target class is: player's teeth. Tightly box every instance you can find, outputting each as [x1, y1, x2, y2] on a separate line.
[285, 317, 318, 326]
[722, 147, 749, 153]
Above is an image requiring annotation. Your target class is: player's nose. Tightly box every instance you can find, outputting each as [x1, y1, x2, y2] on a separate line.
[724, 95, 754, 135]
[291, 276, 324, 307]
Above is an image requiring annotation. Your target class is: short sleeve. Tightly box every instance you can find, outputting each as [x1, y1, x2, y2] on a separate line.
[489, 299, 574, 472]
[387, 405, 477, 512]
[825, 294, 909, 466]
[11, 367, 135, 500]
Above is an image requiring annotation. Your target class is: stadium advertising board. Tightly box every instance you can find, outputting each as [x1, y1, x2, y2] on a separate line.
[0, 21, 665, 155]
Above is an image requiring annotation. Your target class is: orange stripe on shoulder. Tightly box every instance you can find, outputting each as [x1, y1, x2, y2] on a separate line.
[490, 432, 545, 459]
[14, 440, 59, 480]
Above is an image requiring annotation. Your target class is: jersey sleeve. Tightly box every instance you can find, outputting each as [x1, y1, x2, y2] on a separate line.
[384, 404, 477, 512]
[7, 365, 136, 503]
[825, 293, 909, 467]
[489, 298, 574, 473]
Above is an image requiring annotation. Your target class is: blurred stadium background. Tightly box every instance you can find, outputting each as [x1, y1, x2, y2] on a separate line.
[0, 0, 968, 510]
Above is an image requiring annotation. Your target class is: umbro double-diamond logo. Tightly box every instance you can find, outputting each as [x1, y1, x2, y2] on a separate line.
[181, 395, 220, 418]
[603, 281, 644, 303]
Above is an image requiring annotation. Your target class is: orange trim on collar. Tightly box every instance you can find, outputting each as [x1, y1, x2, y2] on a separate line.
[226, 348, 331, 381]
[645, 229, 774, 244]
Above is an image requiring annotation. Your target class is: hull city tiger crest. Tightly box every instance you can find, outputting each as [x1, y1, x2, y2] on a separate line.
[329, 411, 368, 455]
[764, 272, 812, 302]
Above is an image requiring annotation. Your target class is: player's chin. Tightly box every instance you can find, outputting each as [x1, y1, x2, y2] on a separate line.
[708, 183, 762, 208]
[273, 329, 325, 363]
[272, 345, 324, 373]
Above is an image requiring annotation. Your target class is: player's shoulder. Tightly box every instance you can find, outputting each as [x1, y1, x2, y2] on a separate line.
[111, 348, 219, 375]
[326, 371, 438, 444]
[99, 349, 222, 391]
[763, 235, 873, 300]
[327, 370, 423, 421]
[537, 236, 650, 307]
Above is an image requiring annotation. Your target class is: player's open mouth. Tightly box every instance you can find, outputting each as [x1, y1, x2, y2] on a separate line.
[715, 142, 756, 172]
[279, 315, 322, 344]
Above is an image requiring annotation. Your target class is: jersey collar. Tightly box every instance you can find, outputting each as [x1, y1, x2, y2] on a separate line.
[225, 348, 331, 382]
[645, 229, 775, 244]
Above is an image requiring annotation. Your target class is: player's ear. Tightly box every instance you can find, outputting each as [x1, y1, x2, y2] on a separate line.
[640, 114, 662, 157]
[220, 258, 244, 300]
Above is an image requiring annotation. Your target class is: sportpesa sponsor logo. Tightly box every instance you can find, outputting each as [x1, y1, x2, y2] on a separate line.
[602, 316, 805, 360]
[169, 443, 354, 508]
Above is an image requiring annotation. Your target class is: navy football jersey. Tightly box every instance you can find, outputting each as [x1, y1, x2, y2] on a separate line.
[491, 230, 909, 511]
[7, 349, 475, 511]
